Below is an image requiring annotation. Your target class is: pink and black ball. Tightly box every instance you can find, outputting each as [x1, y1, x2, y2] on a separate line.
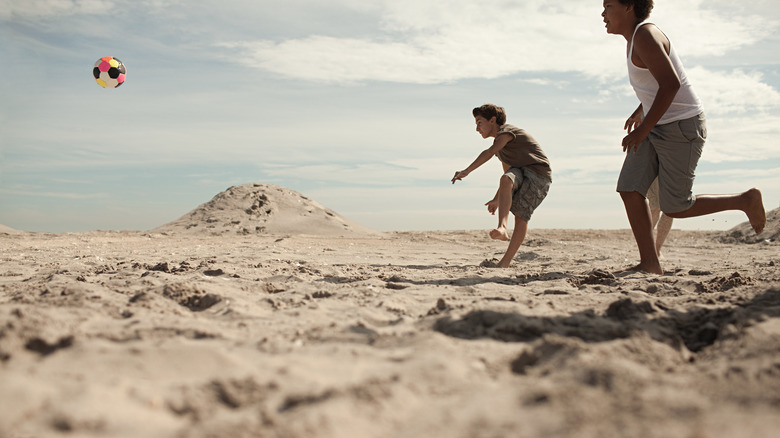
[93, 57, 126, 89]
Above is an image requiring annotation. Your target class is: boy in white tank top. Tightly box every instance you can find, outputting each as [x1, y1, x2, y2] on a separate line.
[601, 0, 766, 274]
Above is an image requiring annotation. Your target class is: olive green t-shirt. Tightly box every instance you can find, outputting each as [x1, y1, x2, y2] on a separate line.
[495, 124, 552, 180]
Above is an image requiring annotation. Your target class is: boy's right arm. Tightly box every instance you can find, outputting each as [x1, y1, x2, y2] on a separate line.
[451, 134, 512, 184]
[451, 148, 495, 183]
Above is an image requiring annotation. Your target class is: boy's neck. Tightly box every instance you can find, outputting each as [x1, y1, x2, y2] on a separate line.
[622, 19, 641, 41]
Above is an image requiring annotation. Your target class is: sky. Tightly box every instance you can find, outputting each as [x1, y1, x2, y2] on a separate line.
[1, 0, 779, 233]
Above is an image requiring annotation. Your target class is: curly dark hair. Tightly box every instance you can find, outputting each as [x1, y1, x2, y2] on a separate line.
[618, 0, 654, 21]
[472, 104, 507, 126]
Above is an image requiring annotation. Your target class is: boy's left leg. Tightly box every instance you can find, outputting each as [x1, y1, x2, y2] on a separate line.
[655, 213, 674, 257]
[497, 215, 527, 268]
[655, 114, 766, 233]
[650, 206, 673, 257]
[665, 189, 765, 234]
[650, 207, 661, 229]
[490, 174, 513, 241]
[494, 167, 551, 268]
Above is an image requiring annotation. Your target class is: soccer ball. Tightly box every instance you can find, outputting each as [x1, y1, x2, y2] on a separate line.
[93, 56, 126, 88]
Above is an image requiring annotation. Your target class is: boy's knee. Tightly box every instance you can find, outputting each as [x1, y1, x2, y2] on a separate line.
[664, 210, 687, 219]
[619, 190, 643, 202]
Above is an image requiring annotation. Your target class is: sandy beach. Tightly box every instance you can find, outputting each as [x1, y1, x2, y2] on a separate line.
[1, 184, 779, 438]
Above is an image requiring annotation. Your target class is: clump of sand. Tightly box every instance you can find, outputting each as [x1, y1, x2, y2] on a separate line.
[152, 183, 378, 236]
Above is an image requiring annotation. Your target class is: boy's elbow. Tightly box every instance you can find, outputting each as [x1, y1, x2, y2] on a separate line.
[666, 77, 681, 92]
[659, 80, 680, 98]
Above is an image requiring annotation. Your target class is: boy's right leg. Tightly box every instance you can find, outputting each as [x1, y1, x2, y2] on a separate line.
[620, 190, 663, 274]
[497, 216, 528, 268]
[490, 175, 513, 242]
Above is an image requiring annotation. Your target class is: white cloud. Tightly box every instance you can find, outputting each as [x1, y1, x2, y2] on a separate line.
[699, 114, 780, 163]
[220, 37, 460, 85]
[687, 67, 780, 115]
[652, 0, 774, 58]
[0, 0, 115, 19]
[217, 0, 778, 86]
[217, 1, 617, 85]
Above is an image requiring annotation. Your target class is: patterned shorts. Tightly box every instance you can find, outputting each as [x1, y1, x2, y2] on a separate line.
[503, 167, 551, 223]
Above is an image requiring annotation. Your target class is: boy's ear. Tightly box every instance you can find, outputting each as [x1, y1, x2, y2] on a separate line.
[490, 116, 498, 124]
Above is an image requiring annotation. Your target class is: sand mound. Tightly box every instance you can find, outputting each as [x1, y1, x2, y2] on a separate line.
[719, 206, 780, 244]
[152, 183, 378, 236]
[0, 224, 22, 235]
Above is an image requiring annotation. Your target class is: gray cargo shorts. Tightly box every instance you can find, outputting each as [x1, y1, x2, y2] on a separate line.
[617, 113, 706, 213]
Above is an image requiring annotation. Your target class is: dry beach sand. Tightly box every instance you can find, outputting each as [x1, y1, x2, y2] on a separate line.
[1, 183, 779, 438]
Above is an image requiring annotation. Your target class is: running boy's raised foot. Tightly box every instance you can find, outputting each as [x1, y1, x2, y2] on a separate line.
[744, 188, 766, 234]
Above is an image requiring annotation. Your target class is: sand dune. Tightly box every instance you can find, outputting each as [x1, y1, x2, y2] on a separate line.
[720, 205, 780, 244]
[0, 224, 22, 235]
[1, 187, 778, 438]
[152, 183, 379, 236]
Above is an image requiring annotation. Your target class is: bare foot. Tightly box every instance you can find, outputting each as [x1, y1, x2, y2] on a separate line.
[489, 227, 510, 241]
[479, 258, 500, 268]
[621, 262, 663, 275]
[744, 188, 766, 234]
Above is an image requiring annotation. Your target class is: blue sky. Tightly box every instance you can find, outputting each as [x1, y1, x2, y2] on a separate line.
[1, 0, 779, 233]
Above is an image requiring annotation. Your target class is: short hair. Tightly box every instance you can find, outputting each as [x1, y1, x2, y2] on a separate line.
[618, 0, 654, 21]
[472, 104, 506, 126]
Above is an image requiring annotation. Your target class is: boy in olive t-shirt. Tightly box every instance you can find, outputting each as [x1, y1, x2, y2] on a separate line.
[452, 104, 552, 268]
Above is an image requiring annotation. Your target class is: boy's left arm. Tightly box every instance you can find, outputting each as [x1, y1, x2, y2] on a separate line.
[485, 161, 512, 214]
[451, 134, 512, 183]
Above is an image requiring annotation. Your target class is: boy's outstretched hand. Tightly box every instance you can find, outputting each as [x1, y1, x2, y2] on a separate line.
[451, 170, 469, 183]
[485, 199, 498, 215]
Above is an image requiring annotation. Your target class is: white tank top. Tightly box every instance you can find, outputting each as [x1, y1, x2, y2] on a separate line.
[628, 22, 703, 125]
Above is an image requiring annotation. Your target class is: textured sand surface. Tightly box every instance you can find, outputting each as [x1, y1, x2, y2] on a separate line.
[1, 185, 778, 438]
